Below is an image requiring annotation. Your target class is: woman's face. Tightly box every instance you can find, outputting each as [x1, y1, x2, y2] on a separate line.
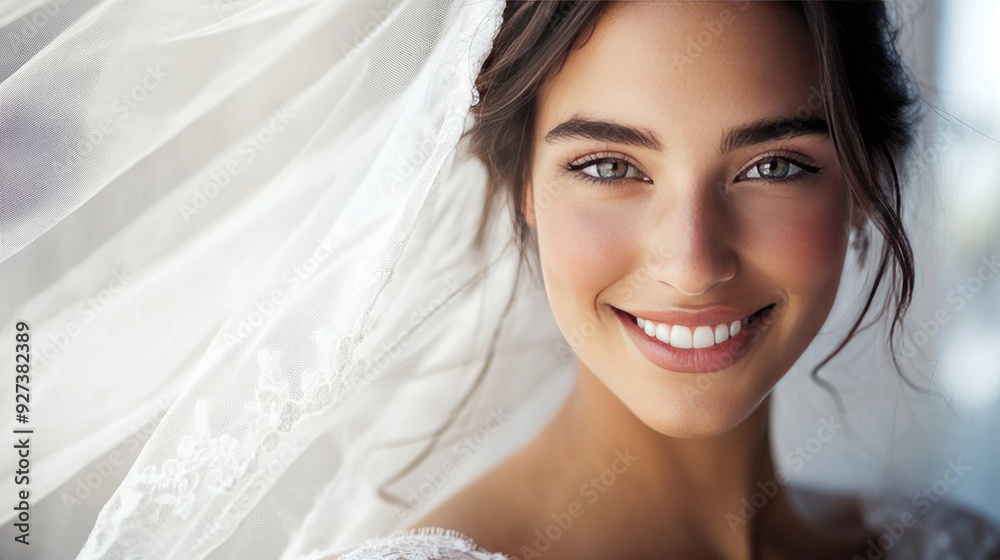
[527, 2, 852, 438]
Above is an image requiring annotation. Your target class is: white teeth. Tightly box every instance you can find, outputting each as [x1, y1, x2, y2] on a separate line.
[692, 326, 715, 349]
[655, 323, 670, 343]
[670, 325, 693, 349]
[714, 323, 730, 344]
[633, 313, 751, 349]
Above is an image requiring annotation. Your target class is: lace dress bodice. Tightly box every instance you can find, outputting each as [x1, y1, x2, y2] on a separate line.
[305, 527, 513, 560]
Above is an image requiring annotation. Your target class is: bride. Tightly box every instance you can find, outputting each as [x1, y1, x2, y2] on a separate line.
[324, 2, 1000, 559]
[0, 0, 997, 559]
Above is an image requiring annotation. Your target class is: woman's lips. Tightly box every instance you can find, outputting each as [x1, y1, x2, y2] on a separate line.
[614, 303, 777, 374]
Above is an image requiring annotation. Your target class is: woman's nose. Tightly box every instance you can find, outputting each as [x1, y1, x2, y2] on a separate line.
[648, 186, 738, 297]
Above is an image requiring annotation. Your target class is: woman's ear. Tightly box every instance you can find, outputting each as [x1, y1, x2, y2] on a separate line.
[522, 180, 536, 228]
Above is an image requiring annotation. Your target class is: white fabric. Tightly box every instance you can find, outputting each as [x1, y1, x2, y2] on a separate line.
[1, 1, 576, 557]
[0, 1, 993, 559]
[307, 527, 512, 560]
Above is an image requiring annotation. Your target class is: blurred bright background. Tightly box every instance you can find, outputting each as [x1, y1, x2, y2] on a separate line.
[920, 0, 1000, 524]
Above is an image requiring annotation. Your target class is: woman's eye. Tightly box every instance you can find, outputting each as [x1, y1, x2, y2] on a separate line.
[568, 157, 648, 183]
[737, 156, 818, 182]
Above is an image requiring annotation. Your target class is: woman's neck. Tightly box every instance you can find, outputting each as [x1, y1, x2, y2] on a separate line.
[412, 359, 870, 559]
[528, 362, 772, 559]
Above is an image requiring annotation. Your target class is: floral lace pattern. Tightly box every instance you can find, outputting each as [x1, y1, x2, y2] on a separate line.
[82, 327, 351, 557]
[307, 527, 514, 560]
[76, 1, 507, 557]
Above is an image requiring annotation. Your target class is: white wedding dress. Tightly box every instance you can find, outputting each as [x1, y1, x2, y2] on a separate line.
[308, 493, 1000, 559]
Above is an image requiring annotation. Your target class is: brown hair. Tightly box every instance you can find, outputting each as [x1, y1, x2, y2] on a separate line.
[463, 1, 920, 399]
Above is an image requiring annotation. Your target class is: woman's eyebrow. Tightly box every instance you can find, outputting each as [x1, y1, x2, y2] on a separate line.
[541, 115, 830, 154]
[720, 116, 830, 154]
[543, 116, 662, 150]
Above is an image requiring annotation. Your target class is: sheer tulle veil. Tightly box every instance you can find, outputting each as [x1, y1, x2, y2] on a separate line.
[0, 0, 970, 558]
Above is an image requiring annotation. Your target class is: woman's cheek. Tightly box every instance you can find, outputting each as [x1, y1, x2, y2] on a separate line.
[547, 202, 636, 276]
[742, 192, 849, 296]
[536, 190, 640, 321]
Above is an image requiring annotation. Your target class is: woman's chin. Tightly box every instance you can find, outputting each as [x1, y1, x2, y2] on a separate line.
[628, 392, 769, 440]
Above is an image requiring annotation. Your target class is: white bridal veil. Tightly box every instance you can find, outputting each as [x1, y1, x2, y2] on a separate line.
[0, 0, 991, 558]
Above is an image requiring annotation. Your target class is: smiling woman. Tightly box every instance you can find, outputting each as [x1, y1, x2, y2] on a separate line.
[521, 1, 854, 443]
[2, 0, 997, 558]
[331, 2, 997, 559]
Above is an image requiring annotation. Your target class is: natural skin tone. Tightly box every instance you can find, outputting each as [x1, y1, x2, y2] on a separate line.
[413, 3, 871, 559]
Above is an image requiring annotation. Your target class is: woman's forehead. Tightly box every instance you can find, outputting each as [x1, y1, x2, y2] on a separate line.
[536, 2, 823, 147]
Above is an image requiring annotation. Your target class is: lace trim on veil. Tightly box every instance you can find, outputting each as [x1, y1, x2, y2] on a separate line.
[77, 0, 506, 555]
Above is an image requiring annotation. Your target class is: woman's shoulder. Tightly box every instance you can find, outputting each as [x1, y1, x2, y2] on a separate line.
[303, 527, 512, 560]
